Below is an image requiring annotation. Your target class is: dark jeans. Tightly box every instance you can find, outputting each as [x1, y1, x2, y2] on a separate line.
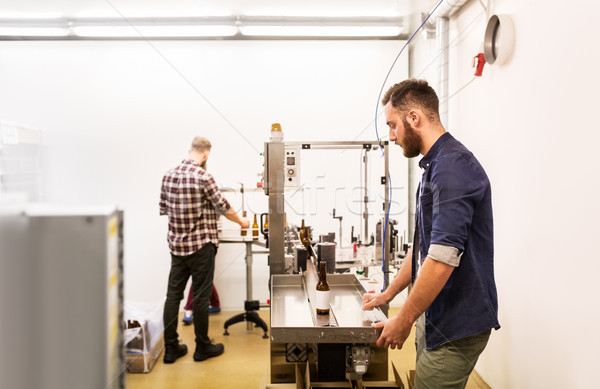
[163, 243, 216, 348]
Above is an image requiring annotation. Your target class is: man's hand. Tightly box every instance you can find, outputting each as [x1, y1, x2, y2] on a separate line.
[223, 208, 251, 229]
[362, 292, 387, 311]
[372, 315, 412, 349]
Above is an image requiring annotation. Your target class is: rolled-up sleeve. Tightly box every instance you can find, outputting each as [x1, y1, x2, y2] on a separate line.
[429, 154, 487, 256]
[202, 173, 231, 214]
[428, 244, 462, 267]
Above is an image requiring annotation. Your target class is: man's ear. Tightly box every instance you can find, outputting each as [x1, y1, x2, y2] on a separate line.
[408, 110, 421, 127]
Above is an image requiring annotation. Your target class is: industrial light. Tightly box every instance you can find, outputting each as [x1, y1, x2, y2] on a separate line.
[242, 9, 402, 18]
[240, 25, 403, 37]
[74, 10, 233, 18]
[0, 12, 64, 19]
[72, 24, 238, 38]
[0, 15, 404, 40]
[0, 26, 68, 37]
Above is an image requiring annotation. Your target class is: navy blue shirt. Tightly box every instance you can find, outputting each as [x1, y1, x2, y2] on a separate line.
[414, 132, 500, 349]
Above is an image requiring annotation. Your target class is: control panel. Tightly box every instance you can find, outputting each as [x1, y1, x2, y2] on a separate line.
[284, 145, 301, 189]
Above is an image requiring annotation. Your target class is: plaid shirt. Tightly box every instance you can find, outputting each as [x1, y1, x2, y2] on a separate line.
[160, 159, 230, 256]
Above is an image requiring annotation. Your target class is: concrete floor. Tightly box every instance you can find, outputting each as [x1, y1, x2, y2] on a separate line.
[126, 308, 490, 388]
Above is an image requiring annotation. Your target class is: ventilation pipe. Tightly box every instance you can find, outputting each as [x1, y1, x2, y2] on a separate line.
[424, 0, 471, 32]
[426, 0, 470, 125]
[436, 17, 450, 127]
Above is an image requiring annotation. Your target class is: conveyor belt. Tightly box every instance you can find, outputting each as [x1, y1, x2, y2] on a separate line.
[270, 260, 387, 343]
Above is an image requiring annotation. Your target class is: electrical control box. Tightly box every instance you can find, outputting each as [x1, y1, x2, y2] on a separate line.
[284, 144, 301, 189]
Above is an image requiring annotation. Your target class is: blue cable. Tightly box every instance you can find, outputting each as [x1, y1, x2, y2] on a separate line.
[375, 0, 444, 291]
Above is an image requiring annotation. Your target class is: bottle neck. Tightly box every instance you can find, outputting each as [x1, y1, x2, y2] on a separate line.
[319, 262, 327, 281]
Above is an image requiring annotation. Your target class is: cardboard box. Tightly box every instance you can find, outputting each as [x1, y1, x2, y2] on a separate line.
[124, 300, 164, 373]
[125, 320, 150, 353]
[126, 333, 164, 373]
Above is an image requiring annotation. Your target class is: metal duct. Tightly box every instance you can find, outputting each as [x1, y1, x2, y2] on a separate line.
[425, 0, 471, 32]
[425, 0, 470, 113]
[436, 17, 450, 127]
[427, 0, 470, 126]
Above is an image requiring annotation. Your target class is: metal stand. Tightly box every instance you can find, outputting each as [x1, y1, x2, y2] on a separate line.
[221, 239, 268, 339]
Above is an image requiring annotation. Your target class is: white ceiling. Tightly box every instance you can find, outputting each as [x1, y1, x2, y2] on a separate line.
[0, 0, 427, 19]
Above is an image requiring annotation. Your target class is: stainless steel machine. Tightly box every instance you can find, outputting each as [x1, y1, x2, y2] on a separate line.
[263, 139, 403, 388]
[0, 205, 125, 389]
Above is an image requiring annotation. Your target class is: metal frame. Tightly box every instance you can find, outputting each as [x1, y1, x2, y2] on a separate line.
[265, 139, 394, 386]
[265, 140, 391, 287]
[220, 238, 270, 338]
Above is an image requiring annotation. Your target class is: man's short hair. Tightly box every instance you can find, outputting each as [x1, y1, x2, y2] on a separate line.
[382, 79, 440, 123]
[191, 136, 211, 151]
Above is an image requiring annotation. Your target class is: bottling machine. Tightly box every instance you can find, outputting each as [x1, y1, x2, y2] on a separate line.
[263, 137, 404, 388]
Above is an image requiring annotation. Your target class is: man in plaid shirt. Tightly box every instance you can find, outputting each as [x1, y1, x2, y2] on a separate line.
[160, 136, 249, 363]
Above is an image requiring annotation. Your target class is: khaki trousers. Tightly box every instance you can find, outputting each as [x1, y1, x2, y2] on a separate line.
[414, 315, 491, 389]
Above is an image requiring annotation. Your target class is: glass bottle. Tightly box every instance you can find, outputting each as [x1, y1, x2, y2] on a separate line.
[315, 261, 330, 315]
[252, 214, 259, 239]
[300, 219, 306, 242]
[241, 210, 248, 236]
[300, 219, 312, 258]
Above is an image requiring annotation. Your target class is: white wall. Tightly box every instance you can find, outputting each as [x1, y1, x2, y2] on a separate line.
[0, 40, 408, 309]
[411, 0, 600, 387]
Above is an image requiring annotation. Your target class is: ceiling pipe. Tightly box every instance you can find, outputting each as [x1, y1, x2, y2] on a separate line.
[425, 0, 470, 126]
[424, 0, 471, 33]
[436, 17, 449, 128]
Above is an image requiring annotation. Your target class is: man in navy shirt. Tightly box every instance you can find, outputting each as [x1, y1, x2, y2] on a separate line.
[363, 79, 499, 388]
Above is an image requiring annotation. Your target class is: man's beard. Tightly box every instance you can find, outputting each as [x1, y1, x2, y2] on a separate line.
[401, 117, 422, 158]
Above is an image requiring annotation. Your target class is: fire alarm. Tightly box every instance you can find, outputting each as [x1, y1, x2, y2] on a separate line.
[473, 53, 486, 77]
[483, 14, 515, 65]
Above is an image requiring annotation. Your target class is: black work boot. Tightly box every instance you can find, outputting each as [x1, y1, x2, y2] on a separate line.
[163, 343, 188, 363]
[193, 342, 224, 361]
